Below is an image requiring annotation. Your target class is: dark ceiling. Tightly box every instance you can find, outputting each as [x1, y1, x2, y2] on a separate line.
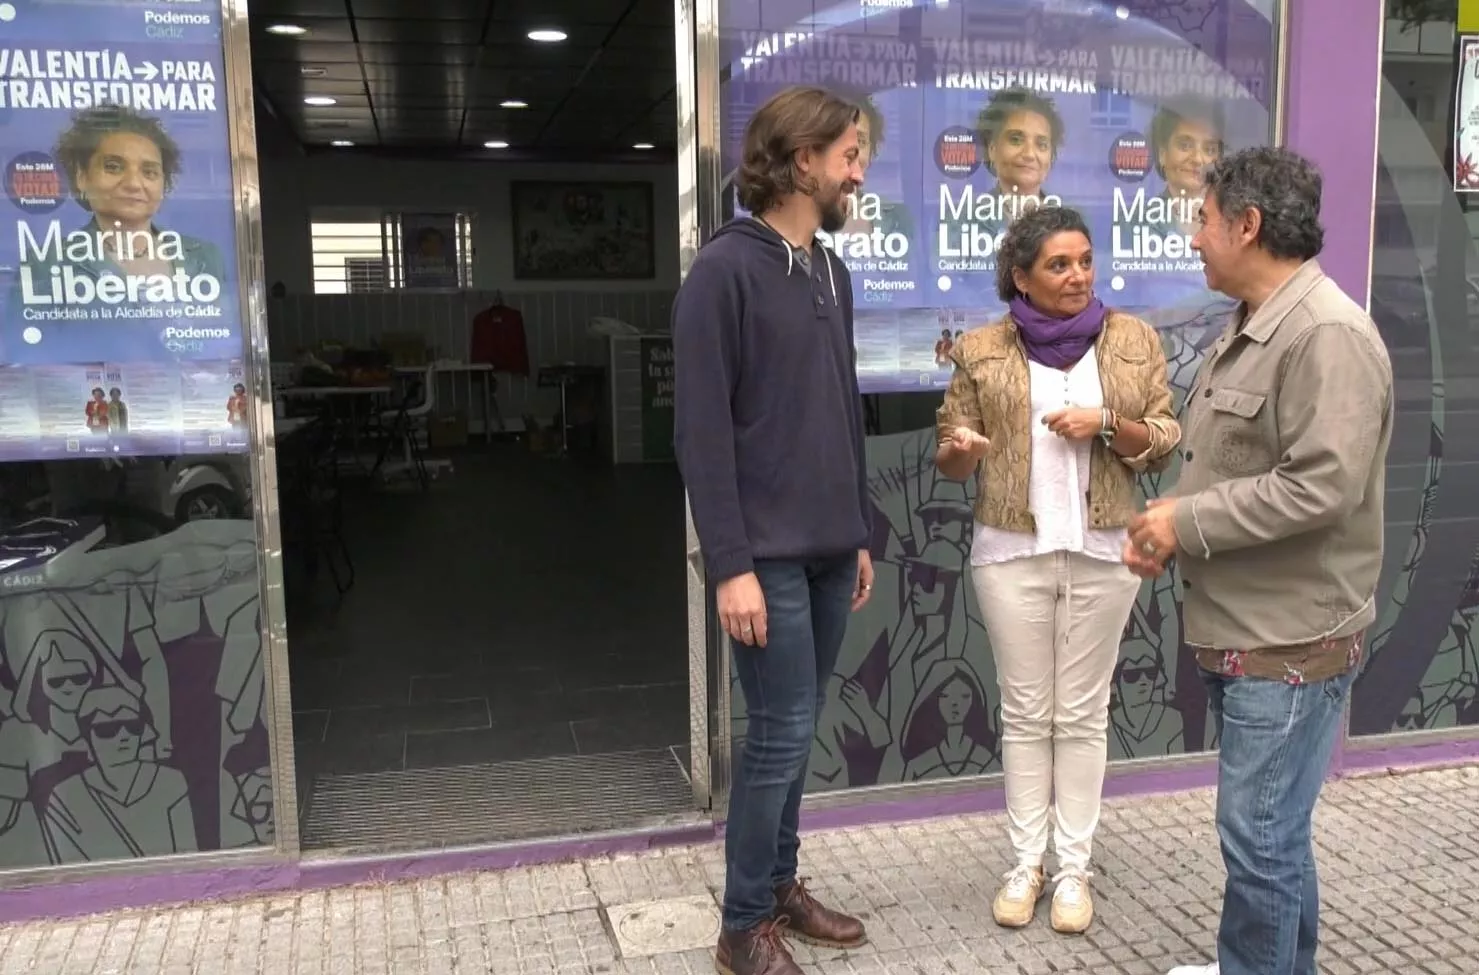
[248, 0, 678, 158]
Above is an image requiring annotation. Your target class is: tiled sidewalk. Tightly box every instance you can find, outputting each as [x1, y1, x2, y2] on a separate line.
[2, 766, 1475, 974]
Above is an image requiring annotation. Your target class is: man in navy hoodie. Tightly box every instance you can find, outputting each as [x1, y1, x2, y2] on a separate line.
[672, 85, 876, 975]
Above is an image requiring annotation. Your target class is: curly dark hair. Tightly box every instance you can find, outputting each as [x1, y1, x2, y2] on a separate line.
[54, 104, 181, 208]
[974, 87, 1065, 172]
[1149, 97, 1225, 180]
[1203, 147, 1323, 262]
[995, 205, 1092, 303]
[735, 86, 860, 215]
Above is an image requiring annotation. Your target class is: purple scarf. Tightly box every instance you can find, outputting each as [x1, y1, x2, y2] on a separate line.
[1009, 295, 1107, 369]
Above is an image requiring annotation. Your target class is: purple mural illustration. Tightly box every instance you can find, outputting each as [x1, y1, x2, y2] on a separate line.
[0, 517, 272, 868]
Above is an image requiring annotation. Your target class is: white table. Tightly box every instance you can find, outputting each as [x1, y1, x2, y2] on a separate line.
[277, 385, 393, 398]
[393, 363, 501, 443]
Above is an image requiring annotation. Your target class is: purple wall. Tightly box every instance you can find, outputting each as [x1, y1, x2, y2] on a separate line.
[1284, 0, 1383, 301]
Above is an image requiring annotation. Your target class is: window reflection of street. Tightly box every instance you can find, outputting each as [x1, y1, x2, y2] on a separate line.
[1354, 111, 1479, 733]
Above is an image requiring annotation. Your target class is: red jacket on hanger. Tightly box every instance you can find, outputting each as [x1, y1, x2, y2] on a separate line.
[470, 301, 530, 376]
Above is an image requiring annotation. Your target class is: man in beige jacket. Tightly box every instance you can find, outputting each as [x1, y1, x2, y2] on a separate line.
[1124, 147, 1394, 975]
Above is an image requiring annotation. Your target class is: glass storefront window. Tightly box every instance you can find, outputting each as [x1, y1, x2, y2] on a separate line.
[0, 2, 274, 866]
[714, 0, 1285, 791]
[1351, 0, 1479, 735]
[0, 475, 272, 866]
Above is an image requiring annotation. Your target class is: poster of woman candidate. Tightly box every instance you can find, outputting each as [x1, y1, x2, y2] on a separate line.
[0, 0, 247, 460]
[719, 0, 1278, 394]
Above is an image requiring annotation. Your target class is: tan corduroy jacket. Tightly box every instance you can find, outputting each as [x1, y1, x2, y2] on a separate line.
[935, 310, 1181, 533]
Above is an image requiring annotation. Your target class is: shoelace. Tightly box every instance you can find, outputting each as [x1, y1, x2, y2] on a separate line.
[1001, 865, 1041, 897]
[746, 916, 790, 962]
[1050, 868, 1094, 904]
[782, 878, 819, 913]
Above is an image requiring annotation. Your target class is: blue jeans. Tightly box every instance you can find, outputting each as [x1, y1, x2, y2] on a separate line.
[722, 552, 857, 932]
[1203, 667, 1353, 975]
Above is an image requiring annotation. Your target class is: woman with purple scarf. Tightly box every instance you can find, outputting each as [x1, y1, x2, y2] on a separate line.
[933, 206, 1180, 935]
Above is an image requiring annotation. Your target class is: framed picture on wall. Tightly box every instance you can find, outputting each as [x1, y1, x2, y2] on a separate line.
[510, 181, 655, 280]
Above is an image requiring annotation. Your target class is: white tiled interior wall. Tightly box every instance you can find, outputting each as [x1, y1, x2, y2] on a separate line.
[266, 289, 675, 425]
[256, 147, 683, 425]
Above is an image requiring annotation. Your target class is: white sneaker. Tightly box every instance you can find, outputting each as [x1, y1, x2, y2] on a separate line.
[991, 864, 1046, 927]
[1166, 964, 1218, 975]
[1048, 867, 1094, 933]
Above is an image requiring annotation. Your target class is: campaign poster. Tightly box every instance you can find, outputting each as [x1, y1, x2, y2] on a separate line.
[400, 212, 460, 289]
[0, 0, 247, 459]
[1454, 36, 1479, 192]
[718, 0, 1278, 394]
[179, 358, 249, 452]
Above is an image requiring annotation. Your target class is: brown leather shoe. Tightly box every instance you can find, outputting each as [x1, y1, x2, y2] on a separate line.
[714, 918, 803, 975]
[772, 878, 867, 949]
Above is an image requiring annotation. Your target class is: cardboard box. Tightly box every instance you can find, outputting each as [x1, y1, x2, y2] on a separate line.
[428, 411, 468, 448]
[380, 332, 429, 367]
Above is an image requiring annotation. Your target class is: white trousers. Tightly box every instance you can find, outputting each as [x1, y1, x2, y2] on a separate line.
[971, 551, 1140, 870]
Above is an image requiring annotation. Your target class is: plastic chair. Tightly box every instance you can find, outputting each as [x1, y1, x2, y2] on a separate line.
[280, 416, 354, 596]
[376, 364, 453, 488]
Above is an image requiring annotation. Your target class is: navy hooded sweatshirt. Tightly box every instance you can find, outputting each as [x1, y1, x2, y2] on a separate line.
[672, 217, 871, 583]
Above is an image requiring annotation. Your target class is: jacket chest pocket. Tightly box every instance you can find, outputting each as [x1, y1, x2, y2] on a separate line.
[1101, 350, 1147, 417]
[1205, 388, 1273, 476]
[968, 353, 1027, 438]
